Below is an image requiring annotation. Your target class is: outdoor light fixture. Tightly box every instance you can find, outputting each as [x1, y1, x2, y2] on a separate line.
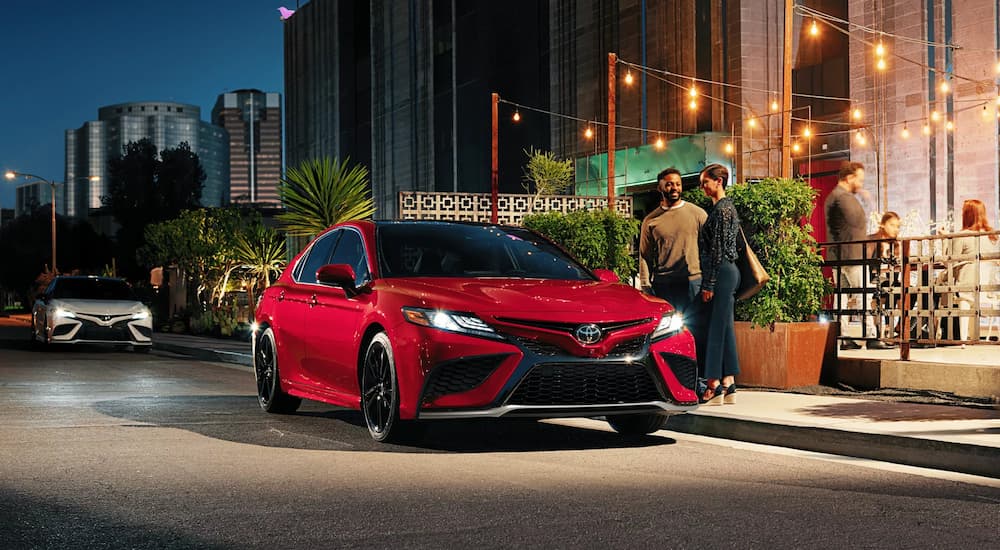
[688, 85, 697, 98]
[624, 70, 634, 85]
[810, 20, 819, 36]
[875, 42, 885, 57]
[512, 110, 521, 122]
[901, 125, 910, 139]
[940, 79, 950, 94]
[876, 58, 887, 71]
[945, 120, 954, 131]
[747, 117, 757, 128]
[852, 108, 862, 120]
[3, 171, 14, 180]
[922, 123, 931, 135]
[771, 99, 779, 112]
[792, 142, 801, 153]
[688, 99, 697, 110]
[584, 126, 594, 139]
[855, 129, 866, 145]
[931, 110, 940, 122]
[724, 142, 734, 154]
[803, 126, 812, 138]
[654, 136, 665, 149]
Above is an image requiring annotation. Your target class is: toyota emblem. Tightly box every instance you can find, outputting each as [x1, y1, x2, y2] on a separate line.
[574, 324, 603, 345]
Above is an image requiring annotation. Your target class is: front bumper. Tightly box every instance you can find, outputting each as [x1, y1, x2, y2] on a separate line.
[419, 401, 694, 419]
[47, 313, 152, 345]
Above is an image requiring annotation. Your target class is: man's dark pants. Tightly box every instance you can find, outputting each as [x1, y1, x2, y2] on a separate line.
[652, 278, 707, 385]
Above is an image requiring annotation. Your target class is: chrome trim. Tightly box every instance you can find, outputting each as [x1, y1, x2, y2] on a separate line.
[417, 400, 696, 419]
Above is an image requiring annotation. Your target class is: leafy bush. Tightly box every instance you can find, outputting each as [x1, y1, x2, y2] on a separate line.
[727, 177, 831, 326]
[522, 208, 639, 282]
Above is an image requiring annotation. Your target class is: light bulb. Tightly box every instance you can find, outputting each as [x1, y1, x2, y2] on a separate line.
[689, 85, 697, 98]
[624, 71, 634, 85]
[856, 129, 866, 145]
[931, 110, 940, 122]
[940, 79, 950, 94]
[875, 42, 885, 57]
[945, 120, 954, 131]
[689, 99, 697, 110]
[922, 123, 931, 135]
[803, 127, 812, 138]
[584, 126, 593, 139]
[852, 108, 862, 120]
[901, 125, 910, 138]
[512, 110, 521, 122]
[771, 99, 779, 112]
[792, 142, 801, 153]
[876, 58, 887, 71]
[747, 118, 757, 128]
[810, 20, 819, 36]
[655, 136, 665, 149]
[724, 142, 734, 154]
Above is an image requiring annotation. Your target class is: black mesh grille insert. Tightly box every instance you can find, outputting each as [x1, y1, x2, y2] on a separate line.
[660, 353, 698, 391]
[507, 362, 664, 405]
[51, 324, 75, 337]
[608, 337, 646, 357]
[76, 319, 133, 342]
[422, 354, 508, 401]
[513, 336, 564, 356]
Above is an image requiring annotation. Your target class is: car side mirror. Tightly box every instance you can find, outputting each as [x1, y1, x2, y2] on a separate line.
[316, 264, 357, 291]
[593, 269, 620, 283]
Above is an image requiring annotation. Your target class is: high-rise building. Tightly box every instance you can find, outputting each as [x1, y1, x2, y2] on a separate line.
[283, 0, 551, 219]
[65, 101, 230, 217]
[15, 181, 64, 218]
[212, 90, 283, 205]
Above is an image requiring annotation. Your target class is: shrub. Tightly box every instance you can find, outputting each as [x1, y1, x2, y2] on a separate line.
[522, 208, 639, 282]
[727, 177, 832, 326]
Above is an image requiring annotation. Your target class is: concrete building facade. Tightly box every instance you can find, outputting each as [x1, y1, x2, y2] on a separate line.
[65, 102, 230, 217]
[212, 90, 283, 205]
[15, 181, 64, 218]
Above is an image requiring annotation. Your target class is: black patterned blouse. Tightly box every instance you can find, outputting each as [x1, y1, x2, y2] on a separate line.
[698, 197, 740, 292]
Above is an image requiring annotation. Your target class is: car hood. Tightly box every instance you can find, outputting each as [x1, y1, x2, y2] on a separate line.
[47, 299, 146, 316]
[379, 277, 670, 321]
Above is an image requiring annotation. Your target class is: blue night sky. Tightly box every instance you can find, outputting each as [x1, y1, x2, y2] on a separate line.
[0, 0, 290, 210]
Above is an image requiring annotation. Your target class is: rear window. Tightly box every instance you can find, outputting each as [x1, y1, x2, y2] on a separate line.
[51, 279, 136, 301]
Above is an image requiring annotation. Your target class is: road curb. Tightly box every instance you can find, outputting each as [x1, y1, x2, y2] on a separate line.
[153, 341, 252, 368]
[667, 413, 1000, 479]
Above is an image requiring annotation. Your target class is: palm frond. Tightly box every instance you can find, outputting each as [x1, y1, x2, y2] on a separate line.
[277, 157, 376, 237]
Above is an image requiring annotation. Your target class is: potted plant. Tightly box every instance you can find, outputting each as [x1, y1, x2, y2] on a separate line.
[727, 177, 835, 388]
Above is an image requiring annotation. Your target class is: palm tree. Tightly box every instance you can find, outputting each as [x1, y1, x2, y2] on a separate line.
[278, 157, 376, 237]
[232, 223, 286, 313]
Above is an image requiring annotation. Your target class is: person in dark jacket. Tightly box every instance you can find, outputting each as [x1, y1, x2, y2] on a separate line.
[697, 164, 740, 405]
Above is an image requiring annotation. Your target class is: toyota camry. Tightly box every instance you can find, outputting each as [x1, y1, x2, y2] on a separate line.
[253, 220, 699, 442]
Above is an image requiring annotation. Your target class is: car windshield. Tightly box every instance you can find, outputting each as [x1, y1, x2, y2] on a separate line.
[50, 278, 136, 301]
[377, 223, 594, 280]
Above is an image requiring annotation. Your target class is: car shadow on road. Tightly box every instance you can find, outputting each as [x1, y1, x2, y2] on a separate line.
[93, 395, 676, 453]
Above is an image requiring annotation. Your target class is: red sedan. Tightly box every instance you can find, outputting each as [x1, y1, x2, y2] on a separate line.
[253, 220, 699, 442]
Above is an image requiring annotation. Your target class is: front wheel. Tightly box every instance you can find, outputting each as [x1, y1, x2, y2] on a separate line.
[254, 327, 301, 414]
[607, 414, 668, 435]
[360, 332, 417, 443]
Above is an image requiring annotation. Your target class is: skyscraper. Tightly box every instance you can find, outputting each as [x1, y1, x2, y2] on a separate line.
[212, 90, 283, 205]
[65, 101, 230, 217]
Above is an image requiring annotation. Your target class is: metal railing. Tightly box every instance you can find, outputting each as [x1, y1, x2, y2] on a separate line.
[820, 230, 1000, 359]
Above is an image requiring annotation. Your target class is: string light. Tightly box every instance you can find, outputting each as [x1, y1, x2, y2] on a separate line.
[747, 117, 758, 128]
[855, 129, 866, 145]
[512, 110, 521, 122]
[802, 126, 812, 138]
[852, 108, 862, 120]
[624, 70, 634, 85]
[654, 135, 665, 149]
[876, 58, 887, 71]
[922, 123, 931, 135]
[939, 79, 950, 94]
[810, 19, 819, 36]
[931, 110, 940, 122]
[875, 42, 885, 57]
[689, 99, 697, 110]
[584, 125, 594, 139]
[996, 60, 1000, 73]
[792, 142, 801, 153]
[689, 84, 698, 98]
[901, 124, 910, 139]
[771, 99, 780, 112]
[724, 142, 734, 154]
[945, 120, 954, 131]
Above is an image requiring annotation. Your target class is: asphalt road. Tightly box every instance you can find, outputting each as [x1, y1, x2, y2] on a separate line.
[0, 324, 997, 549]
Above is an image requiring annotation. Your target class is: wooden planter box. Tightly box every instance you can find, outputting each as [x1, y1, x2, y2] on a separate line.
[734, 321, 838, 389]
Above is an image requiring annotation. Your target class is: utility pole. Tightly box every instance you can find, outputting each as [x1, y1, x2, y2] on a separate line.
[781, 0, 793, 178]
[608, 52, 617, 210]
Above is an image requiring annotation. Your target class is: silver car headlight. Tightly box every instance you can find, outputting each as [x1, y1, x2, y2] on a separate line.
[54, 308, 77, 319]
[651, 312, 685, 341]
[401, 307, 500, 340]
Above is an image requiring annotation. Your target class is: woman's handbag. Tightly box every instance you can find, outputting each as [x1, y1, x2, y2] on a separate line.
[736, 227, 770, 301]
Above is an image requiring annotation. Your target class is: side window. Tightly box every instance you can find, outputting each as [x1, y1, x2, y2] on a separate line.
[329, 230, 370, 286]
[296, 230, 341, 284]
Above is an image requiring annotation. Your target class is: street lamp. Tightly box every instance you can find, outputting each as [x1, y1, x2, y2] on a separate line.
[4, 170, 97, 274]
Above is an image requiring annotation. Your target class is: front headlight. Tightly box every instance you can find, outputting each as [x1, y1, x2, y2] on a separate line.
[131, 309, 150, 320]
[651, 312, 685, 341]
[401, 307, 500, 340]
[54, 308, 77, 319]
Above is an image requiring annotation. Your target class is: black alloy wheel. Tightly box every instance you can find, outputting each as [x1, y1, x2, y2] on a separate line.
[607, 413, 668, 435]
[361, 332, 406, 442]
[254, 328, 301, 414]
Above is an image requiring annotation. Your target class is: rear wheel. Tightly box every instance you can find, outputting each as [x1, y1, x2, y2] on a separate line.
[254, 327, 301, 414]
[607, 414, 668, 435]
[361, 332, 416, 443]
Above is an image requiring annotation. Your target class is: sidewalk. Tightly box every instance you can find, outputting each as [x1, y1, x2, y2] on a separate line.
[153, 332, 1000, 478]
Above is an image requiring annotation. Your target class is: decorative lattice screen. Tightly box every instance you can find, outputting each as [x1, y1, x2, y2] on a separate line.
[397, 191, 633, 225]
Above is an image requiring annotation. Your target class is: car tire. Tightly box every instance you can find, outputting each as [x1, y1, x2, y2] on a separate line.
[254, 327, 301, 414]
[607, 414, 668, 435]
[360, 332, 417, 443]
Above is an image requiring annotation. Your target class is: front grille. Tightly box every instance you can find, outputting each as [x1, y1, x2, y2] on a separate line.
[660, 352, 698, 391]
[76, 319, 133, 342]
[608, 337, 646, 357]
[495, 317, 653, 335]
[422, 354, 508, 402]
[51, 324, 75, 337]
[507, 362, 664, 405]
[513, 336, 564, 356]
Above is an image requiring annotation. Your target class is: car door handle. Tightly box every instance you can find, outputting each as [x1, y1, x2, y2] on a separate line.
[309, 295, 318, 307]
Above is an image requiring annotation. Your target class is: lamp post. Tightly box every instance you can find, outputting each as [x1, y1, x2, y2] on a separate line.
[4, 171, 96, 274]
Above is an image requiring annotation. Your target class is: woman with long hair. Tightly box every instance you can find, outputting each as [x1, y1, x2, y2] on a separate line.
[697, 164, 741, 405]
[946, 199, 999, 341]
